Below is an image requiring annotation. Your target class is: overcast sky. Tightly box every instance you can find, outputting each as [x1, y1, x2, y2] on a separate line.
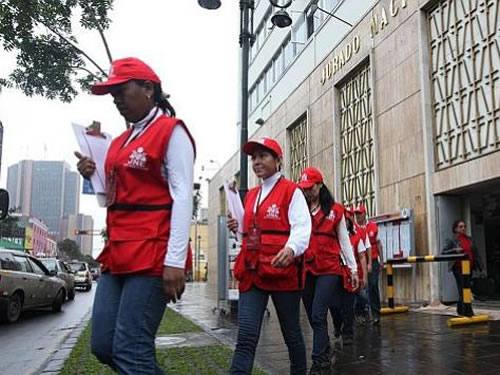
[0, 1, 240, 255]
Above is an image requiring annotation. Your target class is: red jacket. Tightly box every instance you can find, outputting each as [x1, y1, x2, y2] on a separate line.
[98, 115, 195, 276]
[304, 203, 345, 276]
[233, 178, 303, 292]
[366, 221, 380, 261]
[350, 231, 364, 282]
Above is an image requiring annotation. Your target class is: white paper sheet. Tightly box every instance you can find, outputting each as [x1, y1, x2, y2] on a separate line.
[72, 123, 112, 195]
[223, 181, 244, 241]
[392, 223, 401, 257]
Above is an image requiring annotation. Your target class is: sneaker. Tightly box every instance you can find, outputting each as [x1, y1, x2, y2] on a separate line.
[355, 314, 368, 326]
[309, 361, 333, 375]
[372, 317, 380, 325]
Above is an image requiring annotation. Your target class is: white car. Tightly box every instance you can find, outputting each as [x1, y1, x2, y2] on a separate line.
[0, 249, 67, 323]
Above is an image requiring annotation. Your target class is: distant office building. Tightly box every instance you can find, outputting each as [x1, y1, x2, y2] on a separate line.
[60, 213, 94, 256]
[6, 160, 80, 238]
[7, 160, 34, 216]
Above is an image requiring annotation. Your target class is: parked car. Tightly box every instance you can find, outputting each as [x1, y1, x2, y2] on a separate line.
[67, 261, 92, 291]
[40, 258, 75, 301]
[0, 249, 67, 323]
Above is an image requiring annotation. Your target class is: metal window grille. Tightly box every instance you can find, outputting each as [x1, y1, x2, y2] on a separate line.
[288, 115, 309, 182]
[339, 64, 376, 216]
[429, 0, 500, 169]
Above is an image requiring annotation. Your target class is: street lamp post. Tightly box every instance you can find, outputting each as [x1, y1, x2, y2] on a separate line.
[199, 0, 254, 200]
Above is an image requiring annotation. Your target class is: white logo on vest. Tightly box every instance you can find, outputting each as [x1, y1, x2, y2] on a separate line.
[265, 204, 280, 220]
[127, 147, 148, 170]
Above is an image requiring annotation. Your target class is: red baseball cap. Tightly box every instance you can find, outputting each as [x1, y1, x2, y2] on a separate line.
[243, 137, 283, 158]
[298, 167, 324, 189]
[90, 57, 161, 95]
[354, 204, 367, 214]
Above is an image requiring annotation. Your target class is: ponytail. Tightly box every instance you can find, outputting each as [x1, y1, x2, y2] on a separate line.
[345, 216, 355, 236]
[318, 184, 335, 216]
[154, 83, 176, 117]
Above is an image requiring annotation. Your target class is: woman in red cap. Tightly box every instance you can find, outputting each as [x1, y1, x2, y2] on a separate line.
[75, 57, 196, 374]
[297, 167, 358, 375]
[331, 208, 367, 346]
[227, 137, 311, 375]
[354, 204, 382, 324]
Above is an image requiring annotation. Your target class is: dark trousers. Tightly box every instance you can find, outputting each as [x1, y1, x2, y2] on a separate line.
[332, 287, 355, 337]
[91, 273, 167, 375]
[452, 265, 464, 315]
[368, 259, 381, 318]
[230, 287, 306, 375]
[354, 287, 369, 317]
[302, 273, 343, 364]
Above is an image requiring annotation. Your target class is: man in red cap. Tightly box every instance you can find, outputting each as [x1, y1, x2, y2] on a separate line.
[76, 57, 196, 374]
[354, 204, 382, 324]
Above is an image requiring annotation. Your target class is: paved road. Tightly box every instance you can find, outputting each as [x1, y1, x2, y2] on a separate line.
[0, 282, 96, 375]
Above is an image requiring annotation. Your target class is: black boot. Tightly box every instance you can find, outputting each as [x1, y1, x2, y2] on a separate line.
[309, 361, 333, 375]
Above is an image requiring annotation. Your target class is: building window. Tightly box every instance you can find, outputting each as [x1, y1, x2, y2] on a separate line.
[429, 0, 500, 169]
[307, 0, 341, 37]
[288, 114, 309, 182]
[339, 63, 375, 216]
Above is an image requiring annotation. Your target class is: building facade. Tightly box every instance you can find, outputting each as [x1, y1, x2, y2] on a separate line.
[60, 213, 94, 256]
[208, 0, 500, 304]
[6, 160, 81, 239]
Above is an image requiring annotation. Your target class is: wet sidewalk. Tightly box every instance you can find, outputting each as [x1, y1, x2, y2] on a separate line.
[171, 283, 500, 374]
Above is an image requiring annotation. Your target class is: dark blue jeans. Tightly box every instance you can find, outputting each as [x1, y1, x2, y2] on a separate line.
[331, 287, 355, 337]
[91, 273, 167, 375]
[230, 287, 306, 375]
[354, 287, 369, 316]
[368, 259, 381, 318]
[302, 273, 343, 364]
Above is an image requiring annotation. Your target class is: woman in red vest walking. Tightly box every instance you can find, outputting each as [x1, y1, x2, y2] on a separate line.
[298, 167, 358, 375]
[331, 208, 367, 346]
[354, 205, 382, 324]
[75, 57, 195, 374]
[227, 137, 311, 375]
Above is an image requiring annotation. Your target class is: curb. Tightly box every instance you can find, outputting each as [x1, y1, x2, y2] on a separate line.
[36, 310, 92, 374]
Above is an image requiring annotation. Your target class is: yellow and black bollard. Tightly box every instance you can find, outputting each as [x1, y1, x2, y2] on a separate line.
[380, 263, 409, 315]
[448, 259, 489, 327]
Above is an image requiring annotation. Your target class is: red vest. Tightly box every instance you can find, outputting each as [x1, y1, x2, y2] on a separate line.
[98, 115, 195, 276]
[366, 221, 379, 260]
[304, 203, 344, 276]
[233, 178, 303, 292]
[350, 231, 364, 282]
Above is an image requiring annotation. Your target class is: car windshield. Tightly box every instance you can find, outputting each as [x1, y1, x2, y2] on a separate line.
[40, 259, 57, 272]
[68, 262, 86, 272]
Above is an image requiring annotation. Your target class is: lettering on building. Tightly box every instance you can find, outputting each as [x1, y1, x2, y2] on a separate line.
[320, 36, 361, 85]
[371, 0, 407, 38]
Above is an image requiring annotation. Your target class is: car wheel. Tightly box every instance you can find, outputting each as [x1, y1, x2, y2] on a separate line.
[1, 293, 23, 323]
[52, 289, 64, 312]
[68, 288, 75, 301]
[86, 283, 92, 292]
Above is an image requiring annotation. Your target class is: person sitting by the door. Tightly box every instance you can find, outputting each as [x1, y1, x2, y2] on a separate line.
[442, 219, 482, 315]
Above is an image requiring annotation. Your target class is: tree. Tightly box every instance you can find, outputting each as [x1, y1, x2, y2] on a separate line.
[0, 0, 114, 102]
[57, 238, 81, 260]
[0, 214, 22, 238]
